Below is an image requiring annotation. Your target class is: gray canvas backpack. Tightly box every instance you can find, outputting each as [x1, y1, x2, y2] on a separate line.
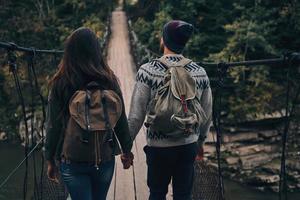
[144, 56, 207, 138]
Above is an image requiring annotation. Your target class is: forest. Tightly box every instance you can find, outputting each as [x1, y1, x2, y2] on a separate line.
[0, 0, 300, 198]
[127, 0, 300, 123]
[0, 0, 300, 140]
[0, 0, 116, 138]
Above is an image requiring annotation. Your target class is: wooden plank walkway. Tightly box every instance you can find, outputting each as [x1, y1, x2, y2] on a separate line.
[106, 10, 149, 200]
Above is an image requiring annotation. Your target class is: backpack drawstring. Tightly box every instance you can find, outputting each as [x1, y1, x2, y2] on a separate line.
[180, 95, 192, 134]
[94, 131, 101, 170]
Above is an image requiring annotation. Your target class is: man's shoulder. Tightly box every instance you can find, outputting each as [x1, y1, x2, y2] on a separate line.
[140, 59, 167, 72]
[184, 61, 208, 76]
[137, 59, 167, 78]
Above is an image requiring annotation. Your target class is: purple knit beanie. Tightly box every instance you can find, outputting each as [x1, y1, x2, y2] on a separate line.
[162, 20, 194, 54]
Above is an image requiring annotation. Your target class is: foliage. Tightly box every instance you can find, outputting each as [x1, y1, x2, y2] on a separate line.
[129, 0, 300, 123]
[0, 0, 116, 138]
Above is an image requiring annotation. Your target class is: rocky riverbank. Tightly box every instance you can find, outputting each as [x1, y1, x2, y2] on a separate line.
[204, 126, 300, 192]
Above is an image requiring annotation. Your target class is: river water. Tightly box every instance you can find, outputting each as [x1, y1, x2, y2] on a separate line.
[1, 143, 300, 200]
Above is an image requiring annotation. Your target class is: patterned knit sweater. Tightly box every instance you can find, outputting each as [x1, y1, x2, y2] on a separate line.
[128, 54, 212, 147]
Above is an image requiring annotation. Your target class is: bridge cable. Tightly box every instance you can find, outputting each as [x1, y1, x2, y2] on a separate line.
[132, 162, 138, 200]
[30, 50, 49, 200]
[278, 53, 298, 200]
[26, 49, 39, 200]
[7, 49, 30, 200]
[0, 137, 45, 190]
[212, 62, 228, 200]
[113, 161, 117, 200]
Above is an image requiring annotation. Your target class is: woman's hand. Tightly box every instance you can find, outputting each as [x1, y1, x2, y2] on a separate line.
[121, 152, 134, 169]
[47, 160, 59, 183]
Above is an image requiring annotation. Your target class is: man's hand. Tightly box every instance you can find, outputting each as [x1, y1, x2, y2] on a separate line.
[47, 160, 59, 183]
[195, 146, 204, 161]
[121, 152, 134, 169]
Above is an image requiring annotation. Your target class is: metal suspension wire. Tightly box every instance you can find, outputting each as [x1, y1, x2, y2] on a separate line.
[113, 161, 117, 200]
[132, 163, 138, 200]
[212, 63, 228, 200]
[26, 50, 39, 200]
[7, 49, 30, 200]
[208, 53, 300, 200]
[29, 49, 49, 200]
[0, 42, 63, 54]
[0, 137, 45, 190]
[278, 53, 299, 200]
[0, 43, 62, 199]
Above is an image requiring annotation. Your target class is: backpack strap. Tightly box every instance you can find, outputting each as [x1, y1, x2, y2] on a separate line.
[156, 56, 192, 68]
[101, 92, 114, 145]
[81, 90, 91, 143]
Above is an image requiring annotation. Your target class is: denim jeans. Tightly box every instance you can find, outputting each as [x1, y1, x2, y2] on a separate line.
[60, 159, 115, 200]
[144, 143, 198, 200]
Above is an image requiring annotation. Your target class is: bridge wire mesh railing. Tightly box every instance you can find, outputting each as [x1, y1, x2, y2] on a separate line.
[126, 15, 300, 199]
[0, 15, 111, 200]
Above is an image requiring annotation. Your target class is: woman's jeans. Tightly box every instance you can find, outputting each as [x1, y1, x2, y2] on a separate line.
[60, 159, 115, 200]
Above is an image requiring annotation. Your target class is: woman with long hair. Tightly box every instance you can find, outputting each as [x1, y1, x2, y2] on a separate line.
[45, 27, 133, 200]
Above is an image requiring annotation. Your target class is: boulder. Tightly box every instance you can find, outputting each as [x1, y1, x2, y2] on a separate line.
[235, 144, 278, 156]
[0, 131, 7, 141]
[256, 174, 280, 184]
[258, 130, 279, 138]
[223, 132, 259, 143]
[240, 153, 279, 169]
[261, 161, 281, 174]
[287, 160, 300, 171]
[225, 157, 239, 165]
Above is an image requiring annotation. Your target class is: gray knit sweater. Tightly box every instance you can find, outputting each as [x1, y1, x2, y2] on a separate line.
[128, 54, 212, 147]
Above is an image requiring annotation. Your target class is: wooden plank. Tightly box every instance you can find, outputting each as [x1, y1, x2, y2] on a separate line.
[106, 9, 173, 200]
[106, 10, 148, 200]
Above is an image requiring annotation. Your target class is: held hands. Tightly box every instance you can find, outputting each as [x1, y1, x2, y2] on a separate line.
[47, 160, 59, 183]
[121, 152, 134, 169]
[195, 146, 204, 161]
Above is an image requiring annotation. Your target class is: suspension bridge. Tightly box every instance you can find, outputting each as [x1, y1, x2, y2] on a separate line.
[0, 3, 300, 200]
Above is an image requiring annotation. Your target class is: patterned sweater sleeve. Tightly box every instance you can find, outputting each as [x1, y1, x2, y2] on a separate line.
[197, 69, 213, 147]
[128, 64, 151, 140]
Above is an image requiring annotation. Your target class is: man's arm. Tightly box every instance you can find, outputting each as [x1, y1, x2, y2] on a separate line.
[128, 65, 151, 140]
[198, 80, 213, 147]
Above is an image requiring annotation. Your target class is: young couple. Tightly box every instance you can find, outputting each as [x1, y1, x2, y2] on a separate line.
[45, 20, 212, 200]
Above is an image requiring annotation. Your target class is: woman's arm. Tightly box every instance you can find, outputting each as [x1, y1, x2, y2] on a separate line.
[114, 95, 133, 153]
[45, 90, 63, 162]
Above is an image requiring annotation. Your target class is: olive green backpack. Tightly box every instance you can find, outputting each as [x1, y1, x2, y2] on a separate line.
[62, 82, 122, 168]
[145, 56, 207, 137]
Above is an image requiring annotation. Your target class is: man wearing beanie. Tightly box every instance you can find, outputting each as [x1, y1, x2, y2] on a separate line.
[128, 20, 212, 200]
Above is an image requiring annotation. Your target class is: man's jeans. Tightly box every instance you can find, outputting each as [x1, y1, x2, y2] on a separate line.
[144, 143, 198, 200]
[60, 159, 115, 200]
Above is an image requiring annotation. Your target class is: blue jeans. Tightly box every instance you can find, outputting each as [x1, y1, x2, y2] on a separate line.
[60, 159, 115, 200]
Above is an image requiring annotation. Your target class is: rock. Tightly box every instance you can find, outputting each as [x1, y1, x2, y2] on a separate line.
[240, 153, 279, 169]
[258, 130, 279, 138]
[287, 160, 300, 171]
[225, 157, 239, 165]
[246, 173, 279, 186]
[0, 131, 7, 141]
[270, 186, 279, 193]
[203, 144, 216, 155]
[235, 144, 278, 156]
[205, 131, 216, 143]
[256, 174, 280, 184]
[261, 162, 281, 174]
[223, 132, 259, 143]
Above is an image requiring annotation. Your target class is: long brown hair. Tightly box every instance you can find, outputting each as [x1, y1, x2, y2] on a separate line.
[50, 27, 119, 116]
